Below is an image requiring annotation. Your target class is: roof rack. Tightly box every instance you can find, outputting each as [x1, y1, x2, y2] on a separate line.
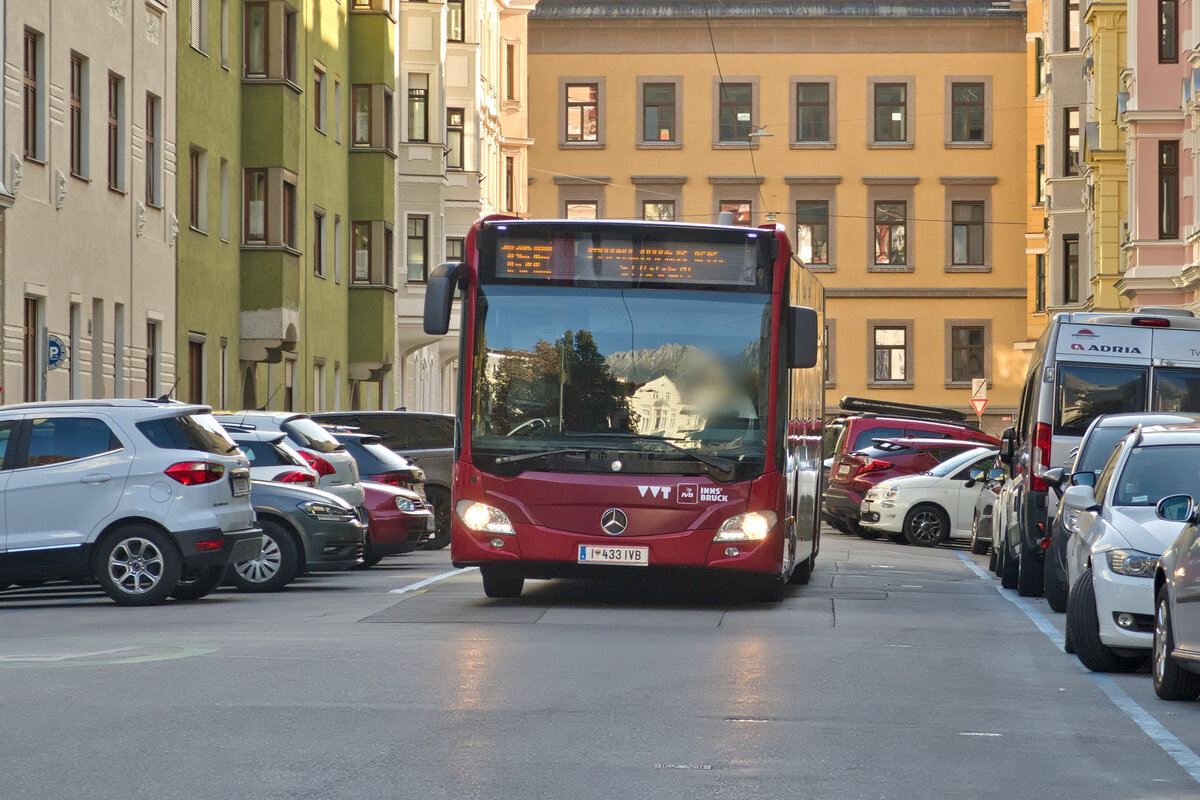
[838, 396, 970, 424]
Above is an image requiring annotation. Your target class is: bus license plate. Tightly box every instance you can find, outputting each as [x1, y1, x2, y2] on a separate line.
[578, 545, 649, 566]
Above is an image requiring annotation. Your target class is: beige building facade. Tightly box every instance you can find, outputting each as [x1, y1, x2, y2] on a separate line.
[526, 1, 1028, 431]
[5, 0, 176, 403]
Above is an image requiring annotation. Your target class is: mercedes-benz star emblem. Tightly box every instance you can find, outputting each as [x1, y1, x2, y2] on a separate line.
[601, 508, 628, 536]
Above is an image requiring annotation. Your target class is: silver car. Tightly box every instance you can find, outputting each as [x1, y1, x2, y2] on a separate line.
[1151, 493, 1200, 701]
[216, 411, 364, 508]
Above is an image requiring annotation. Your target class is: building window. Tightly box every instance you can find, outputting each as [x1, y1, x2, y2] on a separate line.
[333, 215, 343, 282]
[314, 64, 326, 132]
[107, 73, 125, 191]
[23, 297, 41, 402]
[219, 158, 230, 240]
[333, 79, 342, 142]
[407, 216, 429, 282]
[873, 326, 908, 382]
[1160, 140, 1180, 239]
[189, 147, 208, 231]
[146, 322, 159, 397]
[244, 168, 267, 242]
[313, 208, 326, 276]
[720, 200, 752, 226]
[795, 83, 829, 142]
[642, 200, 675, 221]
[565, 201, 597, 220]
[353, 85, 371, 145]
[408, 74, 429, 142]
[69, 302, 81, 399]
[1062, 234, 1080, 304]
[951, 202, 985, 266]
[796, 201, 829, 265]
[283, 7, 298, 84]
[446, 238, 465, 262]
[283, 358, 295, 412]
[1035, 38, 1046, 96]
[565, 83, 599, 143]
[446, 108, 464, 169]
[1066, 0, 1080, 51]
[718, 83, 753, 142]
[353, 222, 371, 282]
[188, 340, 204, 404]
[643, 83, 676, 143]
[1063, 107, 1080, 177]
[145, 94, 161, 206]
[874, 83, 907, 143]
[384, 224, 394, 285]
[448, 0, 464, 42]
[1035, 144, 1046, 204]
[1160, 0, 1178, 62]
[950, 326, 985, 382]
[70, 53, 87, 178]
[383, 88, 394, 151]
[219, 339, 228, 409]
[1035, 253, 1046, 311]
[950, 83, 984, 142]
[874, 201, 907, 265]
[505, 156, 516, 212]
[24, 30, 44, 160]
[282, 179, 297, 249]
[313, 361, 325, 413]
[220, 0, 230, 67]
[244, 2, 267, 76]
[190, 0, 209, 53]
[505, 43, 517, 101]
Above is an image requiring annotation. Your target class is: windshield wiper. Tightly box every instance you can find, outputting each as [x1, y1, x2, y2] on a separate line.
[563, 432, 736, 476]
[493, 448, 597, 466]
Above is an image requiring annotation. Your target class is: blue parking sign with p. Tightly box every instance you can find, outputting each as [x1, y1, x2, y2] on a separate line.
[47, 334, 66, 370]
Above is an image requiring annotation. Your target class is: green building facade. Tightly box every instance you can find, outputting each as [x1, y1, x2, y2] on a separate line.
[176, 0, 396, 413]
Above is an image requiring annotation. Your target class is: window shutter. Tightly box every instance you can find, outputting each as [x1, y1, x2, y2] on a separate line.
[190, 0, 202, 49]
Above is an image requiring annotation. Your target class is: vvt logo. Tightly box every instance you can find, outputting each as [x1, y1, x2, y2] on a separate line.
[638, 485, 672, 500]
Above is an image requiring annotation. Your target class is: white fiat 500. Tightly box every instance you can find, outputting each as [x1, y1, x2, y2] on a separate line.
[1062, 423, 1200, 672]
[859, 447, 998, 547]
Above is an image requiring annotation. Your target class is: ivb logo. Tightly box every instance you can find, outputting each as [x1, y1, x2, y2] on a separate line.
[677, 484, 698, 504]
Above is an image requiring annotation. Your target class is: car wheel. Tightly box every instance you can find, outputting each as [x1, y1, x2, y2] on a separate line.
[422, 487, 451, 551]
[903, 505, 950, 548]
[1043, 539, 1069, 613]
[969, 515, 989, 556]
[228, 519, 300, 592]
[170, 565, 228, 601]
[93, 525, 181, 606]
[1017, 547, 1044, 597]
[1066, 568, 1144, 673]
[1153, 586, 1200, 701]
[852, 522, 881, 540]
[480, 565, 524, 599]
[999, 542, 1019, 590]
[987, 545, 998, 573]
[357, 529, 384, 569]
[829, 519, 851, 535]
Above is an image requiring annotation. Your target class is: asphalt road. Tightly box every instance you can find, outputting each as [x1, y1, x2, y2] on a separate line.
[3, 530, 1200, 800]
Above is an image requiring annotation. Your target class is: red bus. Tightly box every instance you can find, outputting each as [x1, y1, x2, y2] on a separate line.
[424, 218, 825, 601]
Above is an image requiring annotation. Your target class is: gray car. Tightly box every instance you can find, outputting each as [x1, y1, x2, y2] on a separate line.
[229, 480, 366, 592]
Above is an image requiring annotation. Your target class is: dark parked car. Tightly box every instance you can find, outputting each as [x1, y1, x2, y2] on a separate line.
[312, 411, 453, 548]
[329, 431, 427, 494]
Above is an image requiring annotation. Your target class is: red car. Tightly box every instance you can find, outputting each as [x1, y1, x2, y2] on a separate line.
[360, 482, 436, 566]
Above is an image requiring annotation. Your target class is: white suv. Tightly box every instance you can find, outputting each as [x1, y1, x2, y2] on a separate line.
[0, 400, 262, 605]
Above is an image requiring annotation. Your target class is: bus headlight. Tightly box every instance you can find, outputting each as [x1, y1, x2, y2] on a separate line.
[456, 500, 514, 534]
[714, 511, 777, 542]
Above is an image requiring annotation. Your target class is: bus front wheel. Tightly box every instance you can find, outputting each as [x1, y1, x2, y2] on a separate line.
[480, 565, 524, 599]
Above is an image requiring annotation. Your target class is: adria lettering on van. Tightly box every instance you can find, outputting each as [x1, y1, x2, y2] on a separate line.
[1055, 324, 1153, 359]
[1068, 343, 1144, 354]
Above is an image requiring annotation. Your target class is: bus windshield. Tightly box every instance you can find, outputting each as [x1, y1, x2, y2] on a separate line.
[470, 285, 771, 476]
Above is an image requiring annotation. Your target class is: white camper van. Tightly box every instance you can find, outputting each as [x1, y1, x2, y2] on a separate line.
[995, 309, 1200, 596]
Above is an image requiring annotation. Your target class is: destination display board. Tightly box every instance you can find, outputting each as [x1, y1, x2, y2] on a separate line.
[487, 228, 766, 290]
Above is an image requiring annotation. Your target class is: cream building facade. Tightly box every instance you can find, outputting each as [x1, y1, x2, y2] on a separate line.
[4, 0, 176, 404]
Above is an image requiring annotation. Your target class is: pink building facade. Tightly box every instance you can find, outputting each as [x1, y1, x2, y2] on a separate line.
[1119, 0, 1195, 308]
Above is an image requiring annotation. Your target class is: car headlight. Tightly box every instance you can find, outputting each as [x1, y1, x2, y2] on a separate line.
[1105, 549, 1158, 579]
[884, 486, 900, 499]
[299, 501, 357, 521]
[395, 497, 417, 512]
[714, 511, 777, 542]
[864, 490, 879, 501]
[1064, 511, 1080, 533]
[456, 500, 514, 534]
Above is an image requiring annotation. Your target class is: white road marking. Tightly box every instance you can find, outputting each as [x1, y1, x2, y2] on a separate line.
[955, 549, 1200, 786]
[959, 732, 1003, 737]
[954, 550, 993, 580]
[389, 567, 477, 594]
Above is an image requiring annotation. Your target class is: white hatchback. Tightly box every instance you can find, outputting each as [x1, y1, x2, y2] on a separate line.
[0, 400, 262, 605]
[859, 447, 998, 547]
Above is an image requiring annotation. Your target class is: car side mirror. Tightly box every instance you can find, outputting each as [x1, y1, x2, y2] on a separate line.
[1041, 467, 1065, 489]
[1156, 494, 1196, 523]
[968, 468, 985, 481]
[788, 306, 819, 369]
[422, 262, 462, 336]
[987, 467, 1006, 482]
[999, 427, 1015, 465]
[1070, 471, 1095, 488]
[1062, 483, 1100, 513]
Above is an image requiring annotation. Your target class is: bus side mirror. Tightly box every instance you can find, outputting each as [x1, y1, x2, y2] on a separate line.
[788, 306, 818, 369]
[423, 262, 462, 336]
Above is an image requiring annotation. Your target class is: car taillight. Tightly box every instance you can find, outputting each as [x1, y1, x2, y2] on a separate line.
[165, 461, 226, 486]
[299, 451, 335, 477]
[855, 458, 893, 476]
[370, 471, 418, 487]
[275, 470, 317, 487]
[1030, 422, 1052, 492]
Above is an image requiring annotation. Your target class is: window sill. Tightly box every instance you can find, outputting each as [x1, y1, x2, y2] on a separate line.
[241, 244, 302, 257]
[867, 265, 914, 273]
[189, 226, 208, 236]
[945, 141, 991, 149]
[190, 45, 209, 58]
[866, 381, 915, 390]
[242, 77, 303, 95]
[559, 142, 605, 150]
[314, 271, 327, 280]
[807, 265, 836, 273]
[349, 8, 397, 23]
[945, 380, 991, 390]
[825, 382, 837, 389]
[867, 142, 914, 150]
[350, 146, 397, 159]
[945, 265, 992, 273]
[147, 201, 164, 211]
[349, 282, 397, 293]
[712, 141, 759, 150]
[23, 155, 47, 166]
[71, 172, 90, 183]
[636, 141, 683, 150]
[790, 141, 836, 150]
[108, 185, 128, 196]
